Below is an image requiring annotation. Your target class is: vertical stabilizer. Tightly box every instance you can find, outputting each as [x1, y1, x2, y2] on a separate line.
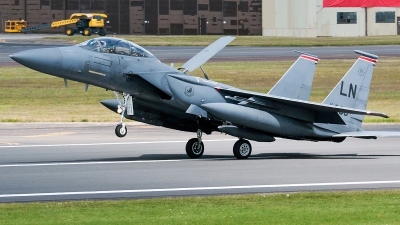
[322, 50, 378, 128]
[268, 51, 318, 101]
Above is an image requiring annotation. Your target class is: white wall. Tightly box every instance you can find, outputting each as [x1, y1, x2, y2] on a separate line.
[316, 0, 366, 37]
[262, 0, 317, 37]
[262, 0, 400, 37]
[367, 8, 399, 36]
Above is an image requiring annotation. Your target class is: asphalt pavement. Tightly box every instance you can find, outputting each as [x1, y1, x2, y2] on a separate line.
[0, 123, 400, 202]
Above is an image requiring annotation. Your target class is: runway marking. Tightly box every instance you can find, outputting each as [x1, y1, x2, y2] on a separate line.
[0, 159, 192, 168]
[0, 156, 286, 168]
[23, 132, 74, 138]
[0, 139, 237, 149]
[0, 142, 19, 146]
[1, 180, 400, 198]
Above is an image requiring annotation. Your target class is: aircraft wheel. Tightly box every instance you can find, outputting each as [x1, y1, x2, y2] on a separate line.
[66, 28, 74, 36]
[115, 124, 127, 138]
[186, 138, 204, 158]
[99, 28, 107, 36]
[83, 28, 92, 36]
[233, 139, 252, 159]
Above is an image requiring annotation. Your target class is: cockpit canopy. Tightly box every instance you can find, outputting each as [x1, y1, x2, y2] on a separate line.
[77, 37, 155, 58]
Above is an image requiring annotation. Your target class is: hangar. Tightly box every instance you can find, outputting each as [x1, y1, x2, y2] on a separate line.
[0, 0, 262, 35]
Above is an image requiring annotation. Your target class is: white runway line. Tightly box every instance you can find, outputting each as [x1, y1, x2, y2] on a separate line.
[0, 139, 237, 148]
[1, 180, 400, 198]
[0, 159, 194, 168]
[0, 156, 280, 168]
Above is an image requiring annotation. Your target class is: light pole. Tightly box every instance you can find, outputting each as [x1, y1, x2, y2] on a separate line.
[1, 14, 8, 33]
[144, 20, 149, 35]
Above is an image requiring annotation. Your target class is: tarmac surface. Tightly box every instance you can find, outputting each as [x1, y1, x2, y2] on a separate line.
[1, 34, 400, 202]
[2, 33, 400, 67]
[0, 123, 400, 202]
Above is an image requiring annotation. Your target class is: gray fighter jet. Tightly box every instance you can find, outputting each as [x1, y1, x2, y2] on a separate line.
[9, 37, 399, 159]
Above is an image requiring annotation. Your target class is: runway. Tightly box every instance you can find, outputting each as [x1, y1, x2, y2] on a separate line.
[2, 34, 400, 66]
[0, 123, 400, 202]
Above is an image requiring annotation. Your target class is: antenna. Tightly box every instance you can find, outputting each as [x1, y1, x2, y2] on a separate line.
[200, 66, 209, 80]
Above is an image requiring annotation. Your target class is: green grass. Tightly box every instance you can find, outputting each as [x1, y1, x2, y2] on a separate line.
[1, 57, 399, 122]
[1, 190, 400, 224]
[45, 35, 400, 46]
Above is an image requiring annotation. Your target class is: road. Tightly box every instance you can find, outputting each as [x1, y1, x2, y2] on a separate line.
[0, 123, 400, 202]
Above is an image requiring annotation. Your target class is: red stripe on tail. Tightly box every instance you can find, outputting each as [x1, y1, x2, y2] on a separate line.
[359, 56, 377, 63]
[301, 55, 319, 62]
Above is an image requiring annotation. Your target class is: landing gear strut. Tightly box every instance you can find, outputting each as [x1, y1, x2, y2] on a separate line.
[114, 91, 130, 138]
[233, 139, 252, 159]
[186, 129, 204, 158]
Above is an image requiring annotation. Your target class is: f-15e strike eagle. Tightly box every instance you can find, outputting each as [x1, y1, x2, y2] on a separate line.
[10, 36, 400, 159]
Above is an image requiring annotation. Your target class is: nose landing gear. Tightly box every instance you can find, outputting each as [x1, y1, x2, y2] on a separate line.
[115, 124, 127, 137]
[114, 91, 131, 138]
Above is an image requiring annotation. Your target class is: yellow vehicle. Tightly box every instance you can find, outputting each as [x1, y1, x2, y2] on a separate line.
[20, 13, 107, 36]
[65, 13, 108, 36]
[4, 20, 27, 33]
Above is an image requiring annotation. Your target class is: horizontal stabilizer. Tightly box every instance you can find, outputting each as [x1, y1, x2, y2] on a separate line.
[215, 87, 389, 124]
[333, 131, 400, 138]
[179, 36, 235, 72]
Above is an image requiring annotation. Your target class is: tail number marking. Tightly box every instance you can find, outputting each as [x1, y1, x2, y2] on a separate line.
[330, 103, 349, 116]
[340, 81, 357, 99]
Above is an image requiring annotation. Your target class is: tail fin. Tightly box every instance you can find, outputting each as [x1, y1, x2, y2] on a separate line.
[322, 50, 378, 128]
[268, 51, 318, 101]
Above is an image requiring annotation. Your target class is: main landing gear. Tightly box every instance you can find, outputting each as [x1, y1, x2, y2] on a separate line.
[114, 92, 130, 138]
[185, 116, 252, 159]
[233, 139, 252, 159]
[186, 129, 204, 158]
[185, 134, 252, 159]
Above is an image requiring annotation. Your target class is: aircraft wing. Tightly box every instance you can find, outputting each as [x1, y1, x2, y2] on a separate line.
[216, 87, 388, 124]
[179, 36, 236, 72]
[333, 131, 400, 138]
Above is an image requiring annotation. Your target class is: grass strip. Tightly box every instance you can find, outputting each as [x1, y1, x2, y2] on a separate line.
[0, 190, 400, 224]
[44, 35, 400, 47]
[1, 58, 399, 122]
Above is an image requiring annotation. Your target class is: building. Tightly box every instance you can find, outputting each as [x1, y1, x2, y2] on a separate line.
[0, 0, 262, 35]
[4, 0, 400, 37]
[262, 0, 400, 37]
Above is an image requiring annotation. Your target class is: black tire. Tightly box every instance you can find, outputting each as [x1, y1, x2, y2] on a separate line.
[66, 28, 74, 36]
[233, 139, 252, 159]
[185, 138, 204, 158]
[99, 27, 107, 36]
[115, 124, 127, 138]
[83, 28, 92, 36]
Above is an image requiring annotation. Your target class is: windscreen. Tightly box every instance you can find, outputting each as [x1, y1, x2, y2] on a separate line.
[77, 37, 155, 58]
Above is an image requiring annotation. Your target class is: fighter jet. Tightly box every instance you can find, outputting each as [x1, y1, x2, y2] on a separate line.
[9, 36, 399, 159]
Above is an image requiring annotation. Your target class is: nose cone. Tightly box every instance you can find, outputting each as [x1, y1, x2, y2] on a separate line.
[10, 48, 63, 75]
